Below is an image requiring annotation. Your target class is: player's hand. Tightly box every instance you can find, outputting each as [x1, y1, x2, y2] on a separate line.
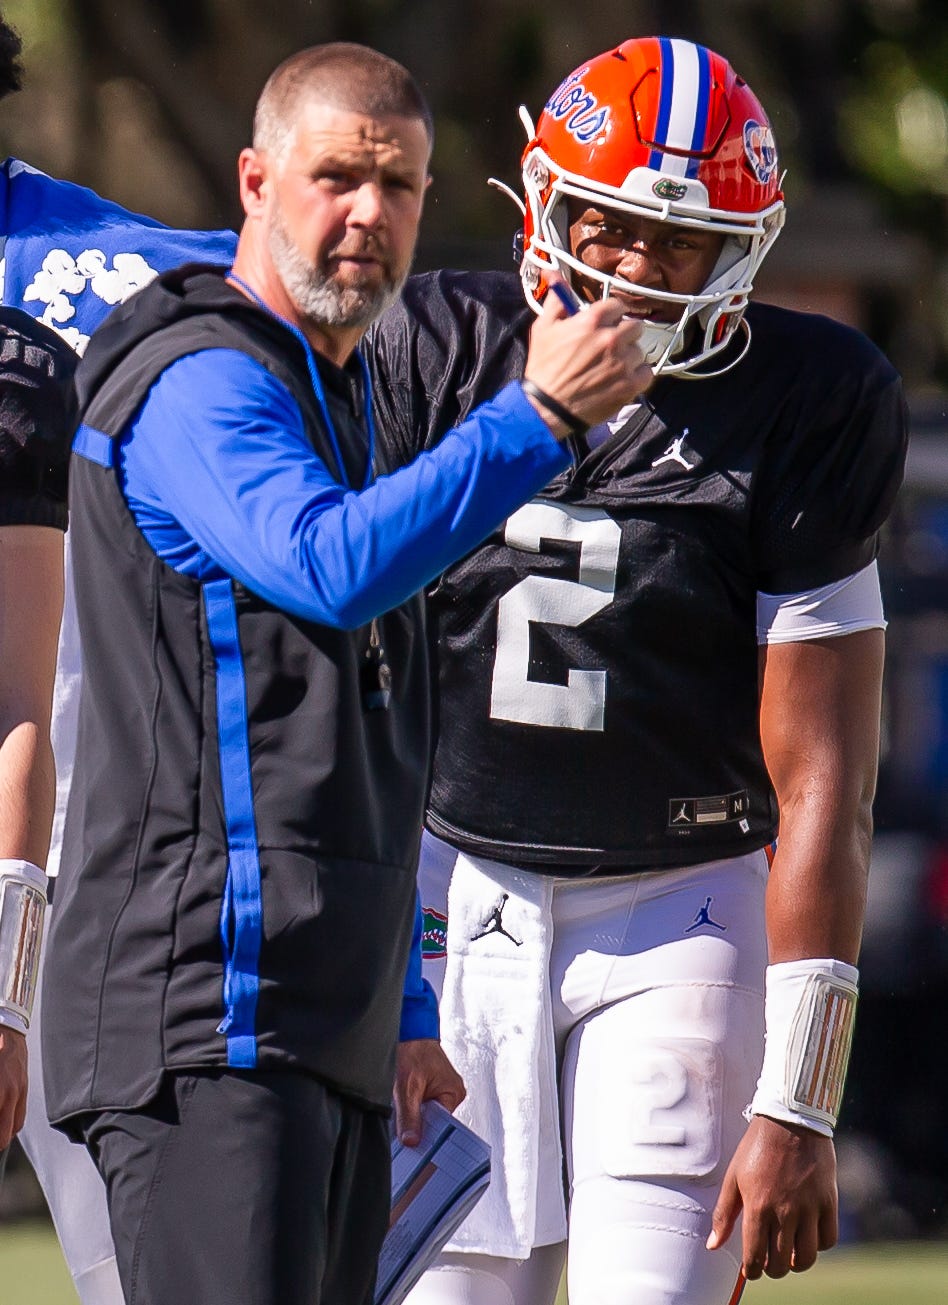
[0, 1026, 28, 1150]
[522, 277, 653, 439]
[394, 1038, 465, 1147]
[707, 1114, 838, 1280]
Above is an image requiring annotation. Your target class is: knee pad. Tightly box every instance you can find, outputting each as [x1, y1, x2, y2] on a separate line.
[598, 1035, 722, 1180]
[565, 986, 762, 1191]
[567, 1011, 722, 1190]
[568, 1179, 742, 1305]
[405, 1260, 517, 1305]
[404, 1247, 565, 1305]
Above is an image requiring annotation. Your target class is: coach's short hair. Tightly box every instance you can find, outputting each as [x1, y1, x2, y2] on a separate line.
[253, 43, 433, 163]
[0, 13, 23, 101]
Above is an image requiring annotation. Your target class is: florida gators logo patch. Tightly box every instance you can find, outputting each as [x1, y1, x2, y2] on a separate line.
[421, 906, 448, 959]
[653, 177, 688, 201]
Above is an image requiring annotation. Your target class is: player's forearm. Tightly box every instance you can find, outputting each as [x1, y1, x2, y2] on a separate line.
[0, 723, 54, 1046]
[752, 772, 872, 1138]
[764, 791, 873, 964]
[0, 722, 56, 867]
[0, 527, 63, 870]
[764, 738, 877, 962]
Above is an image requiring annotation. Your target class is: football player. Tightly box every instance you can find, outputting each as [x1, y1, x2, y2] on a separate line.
[368, 36, 907, 1305]
[0, 306, 74, 1153]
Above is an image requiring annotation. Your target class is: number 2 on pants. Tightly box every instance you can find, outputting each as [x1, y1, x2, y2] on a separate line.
[489, 502, 621, 731]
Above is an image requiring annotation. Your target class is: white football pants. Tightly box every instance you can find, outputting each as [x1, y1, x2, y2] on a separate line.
[15, 538, 124, 1302]
[21, 923, 124, 1305]
[407, 834, 768, 1305]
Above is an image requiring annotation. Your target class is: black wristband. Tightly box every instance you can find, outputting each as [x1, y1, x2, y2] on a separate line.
[521, 378, 589, 438]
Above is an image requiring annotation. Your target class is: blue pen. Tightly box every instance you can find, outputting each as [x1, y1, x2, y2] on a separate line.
[548, 280, 580, 316]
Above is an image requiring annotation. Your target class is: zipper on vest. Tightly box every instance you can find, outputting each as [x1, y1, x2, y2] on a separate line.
[361, 617, 392, 710]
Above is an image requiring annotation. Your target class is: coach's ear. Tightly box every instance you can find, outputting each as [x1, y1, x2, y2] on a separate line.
[394, 1040, 465, 1146]
[237, 147, 272, 221]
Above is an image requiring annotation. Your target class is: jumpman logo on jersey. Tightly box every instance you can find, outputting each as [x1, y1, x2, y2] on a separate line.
[471, 894, 522, 946]
[652, 429, 695, 471]
[684, 896, 726, 933]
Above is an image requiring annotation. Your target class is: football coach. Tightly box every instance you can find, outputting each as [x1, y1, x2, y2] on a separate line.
[41, 42, 651, 1305]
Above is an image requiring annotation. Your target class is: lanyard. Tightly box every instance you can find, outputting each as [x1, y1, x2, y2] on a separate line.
[227, 270, 376, 491]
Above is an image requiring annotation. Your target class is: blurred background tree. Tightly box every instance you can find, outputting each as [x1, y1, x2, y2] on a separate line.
[0, 0, 946, 388]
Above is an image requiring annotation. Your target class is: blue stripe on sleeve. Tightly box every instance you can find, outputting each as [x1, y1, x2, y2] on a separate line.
[203, 576, 263, 1068]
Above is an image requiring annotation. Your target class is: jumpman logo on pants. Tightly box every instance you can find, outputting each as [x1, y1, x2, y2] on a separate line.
[684, 896, 726, 933]
[471, 893, 522, 946]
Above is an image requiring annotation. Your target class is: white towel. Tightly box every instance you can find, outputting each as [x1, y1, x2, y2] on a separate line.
[438, 849, 567, 1258]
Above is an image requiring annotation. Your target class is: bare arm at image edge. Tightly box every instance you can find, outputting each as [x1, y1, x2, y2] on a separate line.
[0, 525, 64, 1150]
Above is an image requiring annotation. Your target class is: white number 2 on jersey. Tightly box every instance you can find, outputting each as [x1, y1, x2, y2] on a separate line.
[489, 502, 621, 731]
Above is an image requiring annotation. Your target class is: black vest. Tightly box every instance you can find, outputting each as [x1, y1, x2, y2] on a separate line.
[44, 267, 431, 1124]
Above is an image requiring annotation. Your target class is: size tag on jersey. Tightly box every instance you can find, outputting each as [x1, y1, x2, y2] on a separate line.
[667, 789, 749, 831]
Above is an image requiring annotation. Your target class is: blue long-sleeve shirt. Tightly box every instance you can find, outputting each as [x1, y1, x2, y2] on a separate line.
[117, 343, 570, 1040]
[120, 348, 567, 622]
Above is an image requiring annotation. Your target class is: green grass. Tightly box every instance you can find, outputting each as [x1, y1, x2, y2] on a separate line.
[744, 1243, 948, 1305]
[0, 1219, 78, 1304]
[1, 1221, 947, 1305]
[552, 1243, 948, 1305]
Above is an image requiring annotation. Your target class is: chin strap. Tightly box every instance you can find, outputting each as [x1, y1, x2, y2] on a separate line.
[671, 317, 753, 381]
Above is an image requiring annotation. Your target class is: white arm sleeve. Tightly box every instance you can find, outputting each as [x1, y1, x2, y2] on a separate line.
[756, 560, 886, 646]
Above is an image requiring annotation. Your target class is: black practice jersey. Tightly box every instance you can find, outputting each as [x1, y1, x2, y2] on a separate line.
[366, 271, 907, 870]
[0, 305, 75, 529]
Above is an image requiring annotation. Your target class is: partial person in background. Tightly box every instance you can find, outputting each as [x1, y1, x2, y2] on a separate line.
[0, 305, 74, 1154]
[368, 36, 908, 1305]
[41, 44, 650, 1305]
[0, 12, 235, 1303]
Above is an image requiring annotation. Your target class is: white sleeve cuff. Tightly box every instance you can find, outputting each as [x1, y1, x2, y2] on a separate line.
[757, 560, 885, 645]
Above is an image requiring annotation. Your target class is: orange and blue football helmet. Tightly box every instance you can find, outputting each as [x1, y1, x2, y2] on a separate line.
[512, 37, 785, 377]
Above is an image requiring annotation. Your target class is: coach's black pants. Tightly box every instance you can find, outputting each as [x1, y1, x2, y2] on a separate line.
[79, 1069, 390, 1305]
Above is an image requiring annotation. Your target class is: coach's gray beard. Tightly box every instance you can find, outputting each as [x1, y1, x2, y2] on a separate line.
[267, 212, 404, 330]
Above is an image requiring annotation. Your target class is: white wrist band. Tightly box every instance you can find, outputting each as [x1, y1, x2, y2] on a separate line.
[0, 859, 48, 1033]
[748, 957, 858, 1137]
